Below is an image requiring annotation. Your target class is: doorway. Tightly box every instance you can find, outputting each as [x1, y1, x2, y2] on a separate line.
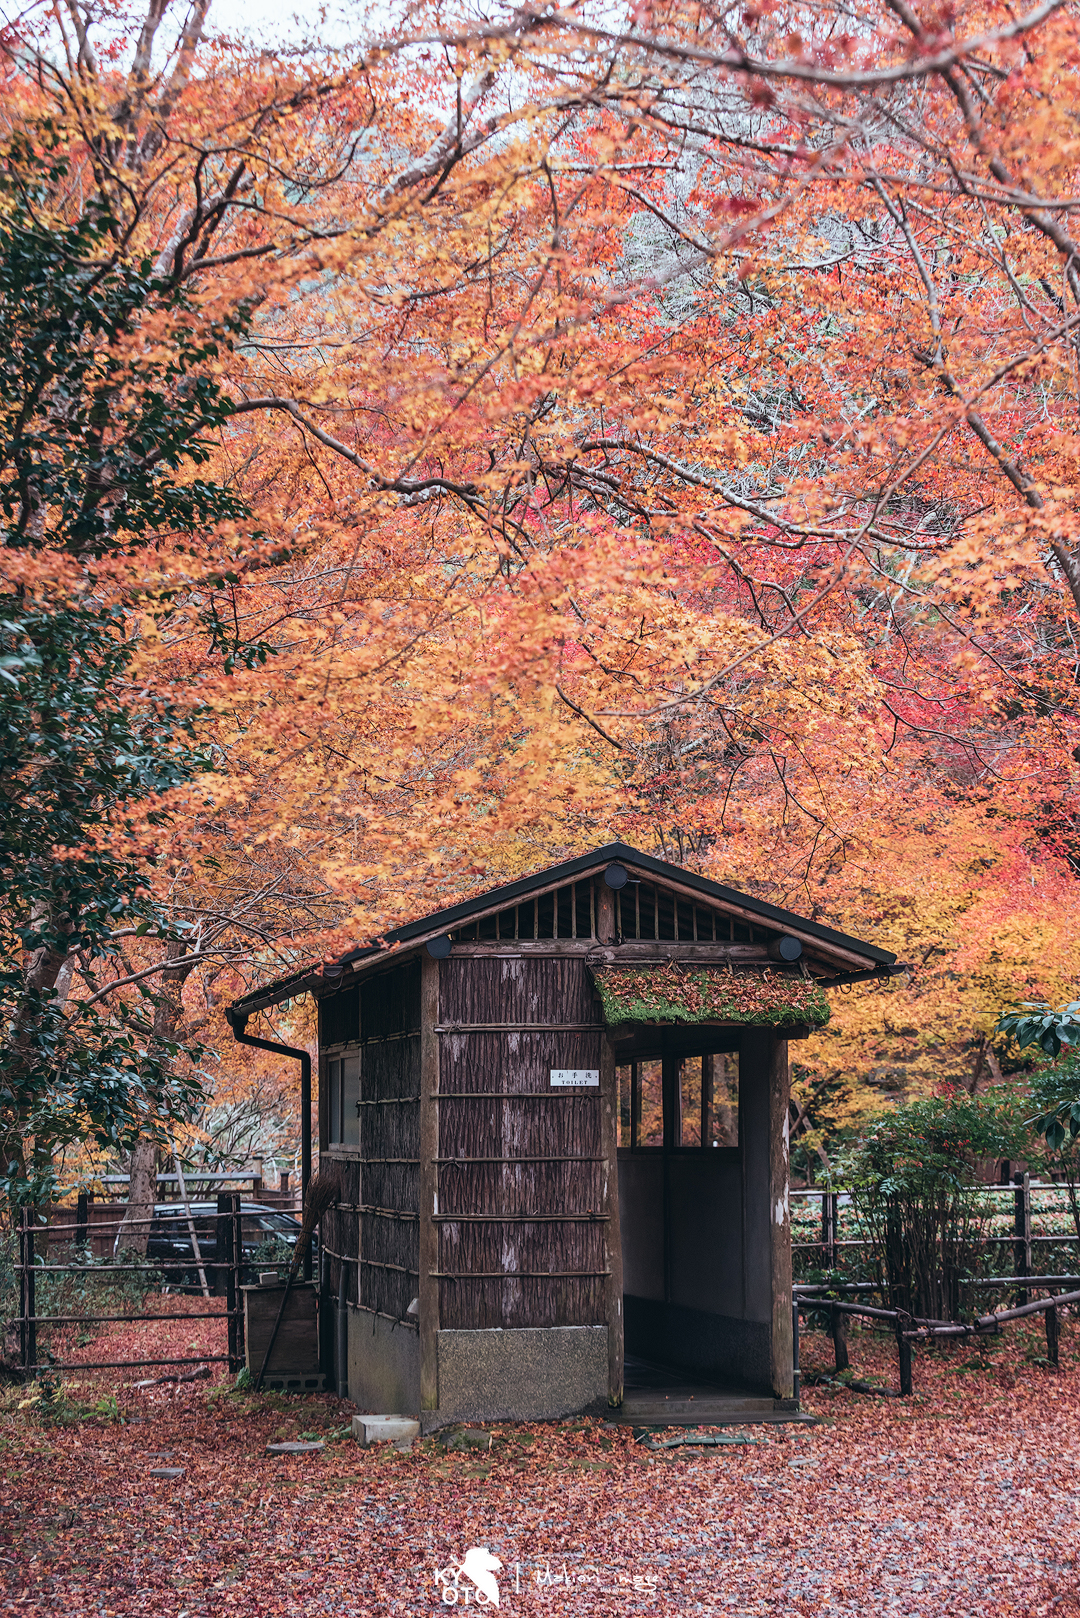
[616, 1033, 770, 1397]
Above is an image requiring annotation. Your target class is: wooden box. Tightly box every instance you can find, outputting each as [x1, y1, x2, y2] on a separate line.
[243, 1281, 321, 1378]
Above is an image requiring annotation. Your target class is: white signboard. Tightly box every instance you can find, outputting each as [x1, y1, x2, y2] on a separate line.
[550, 1068, 600, 1088]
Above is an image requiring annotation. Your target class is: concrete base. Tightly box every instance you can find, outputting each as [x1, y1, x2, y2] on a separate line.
[433, 1326, 608, 1426]
[347, 1306, 420, 1414]
[352, 1415, 421, 1449]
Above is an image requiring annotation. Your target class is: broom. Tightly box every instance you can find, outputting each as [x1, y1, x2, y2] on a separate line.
[255, 1166, 340, 1393]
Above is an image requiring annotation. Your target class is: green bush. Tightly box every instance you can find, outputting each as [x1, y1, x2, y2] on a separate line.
[1028, 1056, 1080, 1244]
[838, 1092, 1029, 1320]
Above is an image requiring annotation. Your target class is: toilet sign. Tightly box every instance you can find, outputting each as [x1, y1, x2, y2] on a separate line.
[550, 1069, 600, 1088]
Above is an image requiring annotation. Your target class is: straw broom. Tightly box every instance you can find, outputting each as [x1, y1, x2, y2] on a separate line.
[255, 1167, 340, 1392]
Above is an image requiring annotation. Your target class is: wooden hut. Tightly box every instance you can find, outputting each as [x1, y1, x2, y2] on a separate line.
[227, 842, 897, 1426]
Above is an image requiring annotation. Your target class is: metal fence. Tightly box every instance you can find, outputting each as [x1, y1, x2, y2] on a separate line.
[15, 1192, 247, 1381]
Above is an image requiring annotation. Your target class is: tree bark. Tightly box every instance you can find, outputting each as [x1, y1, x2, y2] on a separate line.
[116, 939, 193, 1254]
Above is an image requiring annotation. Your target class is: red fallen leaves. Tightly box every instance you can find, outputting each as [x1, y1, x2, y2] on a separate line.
[2, 1314, 1079, 1616]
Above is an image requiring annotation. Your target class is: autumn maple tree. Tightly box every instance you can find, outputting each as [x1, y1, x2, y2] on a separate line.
[5, 0, 1080, 1192]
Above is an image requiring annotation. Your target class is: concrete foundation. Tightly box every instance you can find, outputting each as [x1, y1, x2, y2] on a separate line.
[434, 1326, 609, 1423]
[347, 1306, 421, 1414]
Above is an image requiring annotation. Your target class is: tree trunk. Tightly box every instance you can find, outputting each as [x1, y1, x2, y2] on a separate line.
[116, 940, 193, 1254]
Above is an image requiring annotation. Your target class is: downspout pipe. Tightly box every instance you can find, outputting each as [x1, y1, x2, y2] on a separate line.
[225, 1006, 312, 1280]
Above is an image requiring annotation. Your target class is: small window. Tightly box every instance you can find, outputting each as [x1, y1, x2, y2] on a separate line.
[620, 1054, 739, 1149]
[617, 1064, 632, 1147]
[342, 1053, 360, 1147]
[326, 1058, 343, 1144]
[680, 1057, 702, 1147]
[705, 1052, 739, 1147]
[632, 1059, 664, 1148]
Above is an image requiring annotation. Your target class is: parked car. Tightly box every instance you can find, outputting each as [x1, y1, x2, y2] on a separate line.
[144, 1201, 314, 1289]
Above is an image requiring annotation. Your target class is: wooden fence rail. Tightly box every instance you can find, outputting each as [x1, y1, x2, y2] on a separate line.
[795, 1274, 1077, 1395]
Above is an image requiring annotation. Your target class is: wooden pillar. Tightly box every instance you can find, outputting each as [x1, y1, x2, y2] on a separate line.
[419, 953, 440, 1412]
[600, 1034, 624, 1407]
[596, 876, 623, 1406]
[741, 1029, 793, 1400]
[768, 1033, 793, 1400]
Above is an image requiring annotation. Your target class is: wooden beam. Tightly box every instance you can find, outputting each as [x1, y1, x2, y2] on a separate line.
[448, 941, 774, 961]
[418, 953, 440, 1412]
[599, 1034, 624, 1409]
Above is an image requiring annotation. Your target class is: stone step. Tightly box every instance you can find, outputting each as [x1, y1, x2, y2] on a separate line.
[615, 1396, 812, 1426]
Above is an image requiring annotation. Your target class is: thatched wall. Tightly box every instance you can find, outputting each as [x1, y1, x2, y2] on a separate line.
[437, 956, 607, 1330]
[323, 958, 421, 1327]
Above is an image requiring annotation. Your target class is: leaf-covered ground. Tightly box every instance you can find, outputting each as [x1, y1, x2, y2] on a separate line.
[3, 1312, 1079, 1615]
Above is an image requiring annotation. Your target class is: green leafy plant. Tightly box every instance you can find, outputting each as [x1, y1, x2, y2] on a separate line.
[995, 1005, 1080, 1150]
[838, 1093, 1029, 1320]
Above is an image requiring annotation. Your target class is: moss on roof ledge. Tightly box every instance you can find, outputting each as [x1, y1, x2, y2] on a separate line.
[591, 963, 831, 1029]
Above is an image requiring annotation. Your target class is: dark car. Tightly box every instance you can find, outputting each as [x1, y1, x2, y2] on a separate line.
[145, 1201, 314, 1289]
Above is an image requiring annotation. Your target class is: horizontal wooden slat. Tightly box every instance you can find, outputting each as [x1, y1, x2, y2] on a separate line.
[434, 1270, 610, 1280]
[432, 1091, 600, 1100]
[436, 1022, 601, 1032]
[433, 1212, 608, 1223]
[434, 1155, 605, 1164]
[449, 941, 771, 961]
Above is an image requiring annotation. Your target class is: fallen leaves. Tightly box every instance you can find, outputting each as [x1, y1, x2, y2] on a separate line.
[2, 1313, 1079, 1614]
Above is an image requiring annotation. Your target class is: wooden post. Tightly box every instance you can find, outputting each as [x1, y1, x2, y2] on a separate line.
[739, 1030, 793, 1398]
[75, 1191, 89, 1252]
[600, 1033, 624, 1407]
[1046, 1296, 1060, 1367]
[821, 1191, 837, 1271]
[215, 1191, 228, 1300]
[896, 1323, 913, 1396]
[792, 1299, 800, 1405]
[231, 1194, 245, 1362]
[769, 1036, 793, 1399]
[831, 1303, 850, 1372]
[1014, 1172, 1031, 1305]
[419, 952, 440, 1413]
[219, 1191, 240, 1370]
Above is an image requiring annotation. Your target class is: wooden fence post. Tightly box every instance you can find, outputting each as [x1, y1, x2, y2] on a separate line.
[221, 1192, 243, 1370]
[792, 1300, 800, 1405]
[832, 1303, 850, 1373]
[215, 1192, 229, 1301]
[75, 1191, 89, 1252]
[1046, 1294, 1060, 1368]
[1014, 1172, 1031, 1305]
[896, 1321, 912, 1396]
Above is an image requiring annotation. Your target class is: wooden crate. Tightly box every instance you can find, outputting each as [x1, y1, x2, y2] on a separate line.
[243, 1281, 321, 1378]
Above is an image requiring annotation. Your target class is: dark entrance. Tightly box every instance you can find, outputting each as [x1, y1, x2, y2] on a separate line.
[617, 1027, 783, 1414]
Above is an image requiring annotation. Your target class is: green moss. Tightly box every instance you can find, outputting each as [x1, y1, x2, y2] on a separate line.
[592, 964, 830, 1029]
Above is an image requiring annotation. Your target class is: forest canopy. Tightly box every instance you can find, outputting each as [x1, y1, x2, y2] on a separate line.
[4, 0, 1080, 1193]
